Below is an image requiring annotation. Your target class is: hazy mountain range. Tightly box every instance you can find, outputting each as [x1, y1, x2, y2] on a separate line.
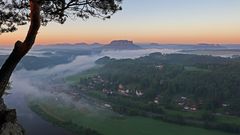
[33, 40, 240, 50]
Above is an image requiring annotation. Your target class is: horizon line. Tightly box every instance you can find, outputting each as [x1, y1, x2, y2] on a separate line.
[1, 40, 240, 47]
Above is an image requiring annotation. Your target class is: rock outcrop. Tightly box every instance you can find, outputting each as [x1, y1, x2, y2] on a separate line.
[0, 98, 24, 135]
[101, 40, 141, 50]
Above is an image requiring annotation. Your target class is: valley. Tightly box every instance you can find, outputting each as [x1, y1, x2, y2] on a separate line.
[26, 52, 240, 135]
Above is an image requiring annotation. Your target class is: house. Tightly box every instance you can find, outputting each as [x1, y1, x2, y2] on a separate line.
[154, 100, 159, 104]
[118, 84, 124, 91]
[222, 104, 230, 107]
[184, 106, 189, 110]
[181, 96, 187, 100]
[104, 104, 112, 108]
[136, 90, 143, 96]
[190, 107, 197, 111]
[156, 65, 164, 70]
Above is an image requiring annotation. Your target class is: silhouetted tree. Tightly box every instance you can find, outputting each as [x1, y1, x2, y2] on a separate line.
[0, 0, 122, 97]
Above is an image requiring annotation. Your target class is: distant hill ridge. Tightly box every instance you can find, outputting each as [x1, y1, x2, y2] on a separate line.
[27, 41, 240, 50]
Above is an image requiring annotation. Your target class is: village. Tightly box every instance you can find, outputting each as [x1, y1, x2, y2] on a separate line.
[80, 74, 145, 97]
[45, 74, 232, 116]
[74, 74, 203, 112]
[70, 74, 204, 113]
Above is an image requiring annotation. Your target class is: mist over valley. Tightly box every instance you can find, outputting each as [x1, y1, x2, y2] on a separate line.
[1, 42, 240, 135]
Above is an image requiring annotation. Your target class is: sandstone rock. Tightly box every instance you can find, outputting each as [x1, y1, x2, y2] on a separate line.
[0, 98, 24, 135]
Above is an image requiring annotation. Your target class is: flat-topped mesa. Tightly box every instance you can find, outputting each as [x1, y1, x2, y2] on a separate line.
[110, 40, 134, 45]
[102, 40, 141, 50]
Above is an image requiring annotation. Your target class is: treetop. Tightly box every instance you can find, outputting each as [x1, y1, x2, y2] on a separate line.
[0, 0, 122, 33]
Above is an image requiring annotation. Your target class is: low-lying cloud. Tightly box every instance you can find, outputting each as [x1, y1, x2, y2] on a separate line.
[14, 48, 179, 80]
[3, 48, 179, 133]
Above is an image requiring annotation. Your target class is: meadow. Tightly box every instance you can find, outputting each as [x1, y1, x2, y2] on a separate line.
[29, 97, 237, 135]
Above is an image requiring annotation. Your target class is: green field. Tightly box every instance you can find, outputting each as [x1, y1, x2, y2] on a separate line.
[28, 97, 237, 135]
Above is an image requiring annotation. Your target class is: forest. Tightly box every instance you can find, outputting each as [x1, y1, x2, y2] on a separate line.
[67, 53, 240, 133]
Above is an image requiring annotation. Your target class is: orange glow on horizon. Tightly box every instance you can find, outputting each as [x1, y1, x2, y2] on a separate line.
[0, 22, 240, 46]
[1, 35, 240, 46]
[1, 31, 240, 46]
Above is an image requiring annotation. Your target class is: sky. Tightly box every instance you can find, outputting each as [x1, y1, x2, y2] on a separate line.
[0, 0, 240, 45]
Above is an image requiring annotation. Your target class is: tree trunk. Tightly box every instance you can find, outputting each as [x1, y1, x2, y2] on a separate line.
[0, 0, 41, 97]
